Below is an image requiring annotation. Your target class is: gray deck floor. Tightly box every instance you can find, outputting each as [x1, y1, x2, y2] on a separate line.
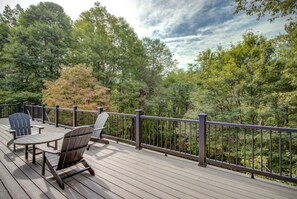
[0, 118, 296, 199]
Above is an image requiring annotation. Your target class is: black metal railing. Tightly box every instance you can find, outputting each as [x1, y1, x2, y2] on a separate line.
[206, 121, 297, 183]
[141, 115, 199, 161]
[0, 103, 22, 118]
[76, 109, 98, 126]
[1, 103, 296, 183]
[104, 112, 136, 145]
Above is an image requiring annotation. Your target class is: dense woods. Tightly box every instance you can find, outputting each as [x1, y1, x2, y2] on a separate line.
[0, 1, 296, 128]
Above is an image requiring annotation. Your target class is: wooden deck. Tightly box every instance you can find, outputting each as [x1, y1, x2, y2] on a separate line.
[0, 118, 296, 199]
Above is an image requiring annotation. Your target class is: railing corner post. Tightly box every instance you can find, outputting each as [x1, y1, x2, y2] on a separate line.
[42, 104, 45, 123]
[135, 109, 143, 150]
[55, 105, 59, 127]
[73, 105, 77, 127]
[97, 107, 104, 114]
[198, 113, 207, 167]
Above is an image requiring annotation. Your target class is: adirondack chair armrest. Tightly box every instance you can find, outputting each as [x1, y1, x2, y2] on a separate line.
[6, 129, 16, 134]
[31, 125, 45, 134]
[6, 129, 16, 139]
[94, 127, 105, 131]
[38, 144, 60, 154]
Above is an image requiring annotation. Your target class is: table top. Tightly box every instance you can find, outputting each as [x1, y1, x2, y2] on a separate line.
[13, 133, 64, 145]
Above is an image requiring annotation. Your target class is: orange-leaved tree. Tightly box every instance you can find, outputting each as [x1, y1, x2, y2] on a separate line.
[43, 65, 110, 110]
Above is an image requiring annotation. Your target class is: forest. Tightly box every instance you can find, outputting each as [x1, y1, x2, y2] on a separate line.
[0, 0, 296, 128]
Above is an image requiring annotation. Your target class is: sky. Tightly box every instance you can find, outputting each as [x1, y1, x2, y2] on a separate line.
[0, 0, 288, 68]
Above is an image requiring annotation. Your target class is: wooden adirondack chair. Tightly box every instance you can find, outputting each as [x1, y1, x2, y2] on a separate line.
[87, 112, 109, 149]
[7, 113, 44, 153]
[40, 126, 95, 189]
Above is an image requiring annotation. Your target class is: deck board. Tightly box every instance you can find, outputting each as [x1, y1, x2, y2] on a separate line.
[0, 179, 12, 199]
[0, 118, 297, 199]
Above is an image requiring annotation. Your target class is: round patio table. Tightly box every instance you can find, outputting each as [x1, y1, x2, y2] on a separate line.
[13, 133, 64, 163]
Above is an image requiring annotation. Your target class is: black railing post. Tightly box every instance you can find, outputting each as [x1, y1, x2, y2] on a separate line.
[73, 105, 77, 127]
[0, 105, 2, 118]
[42, 104, 45, 123]
[135, 109, 143, 150]
[16, 102, 21, 112]
[31, 103, 35, 121]
[23, 103, 26, 114]
[98, 107, 104, 114]
[198, 113, 207, 167]
[55, 105, 59, 127]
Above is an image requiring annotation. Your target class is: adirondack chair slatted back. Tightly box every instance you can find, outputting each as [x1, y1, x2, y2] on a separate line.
[8, 113, 31, 137]
[93, 112, 109, 138]
[57, 127, 93, 170]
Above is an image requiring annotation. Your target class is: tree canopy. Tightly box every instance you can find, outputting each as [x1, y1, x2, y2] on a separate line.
[43, 65, 110, 110]
[0, 2, 72, 103]
[234, 0, 297, 22]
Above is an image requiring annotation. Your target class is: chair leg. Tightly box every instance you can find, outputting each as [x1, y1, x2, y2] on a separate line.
[14, 144, 16, 152]
[46, 158, 64, 189]
[81, 159, 95, 176]
[42, 152, 46, 176]
[86, 142, 94, 150]
[25, 145, 28, 159]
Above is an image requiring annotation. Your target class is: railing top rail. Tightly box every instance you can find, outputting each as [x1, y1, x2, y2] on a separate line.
[107, 112, 135, 117]
[0, 104, 16, 106]
[77, 109, 97, 113]
[141, 115, 198, 123]
[58, 107, 72, 111]
[207, 121, 297, 132]
[44, 106, 55, 109]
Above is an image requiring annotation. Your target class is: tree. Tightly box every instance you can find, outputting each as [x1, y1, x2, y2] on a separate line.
[234, 0, 297, 22]
[188, 33, 281, 125]
[1, 2, 72, 103]
[70, 2, 145, 88]
[43, 65, 110, 110]
[0, 4, 24, 27]
[70, 3, 178, 114]
[113, 38, 178, 114]
[234, 0, 297, 127]
[141, 37, 177, 93]
[149, 69, 195, 117]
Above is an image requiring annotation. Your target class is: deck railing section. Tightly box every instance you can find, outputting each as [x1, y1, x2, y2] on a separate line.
[104, 112, 136, 144]
[0, 104, 19, 118]
[76, 109, 98, 126]
[206, 121, 297, 183]
[1, 103, 296, 183]
[141, 115, 199, 161]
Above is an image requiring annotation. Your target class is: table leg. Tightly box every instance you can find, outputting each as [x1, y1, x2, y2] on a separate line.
[54, 141, 57, 150]
[25, 145, 28, 159]
[32, 144, 36, 164]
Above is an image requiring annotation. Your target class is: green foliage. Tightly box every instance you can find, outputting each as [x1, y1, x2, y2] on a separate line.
[0, 2, 72, 101]
[0, 4, 23, 26]
[70, 2, 145, 87]
[187, 31, 297, 127]
[234, 0, 297, 22]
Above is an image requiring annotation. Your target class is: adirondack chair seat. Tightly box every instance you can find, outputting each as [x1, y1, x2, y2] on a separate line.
[39, 126, 95, 189]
